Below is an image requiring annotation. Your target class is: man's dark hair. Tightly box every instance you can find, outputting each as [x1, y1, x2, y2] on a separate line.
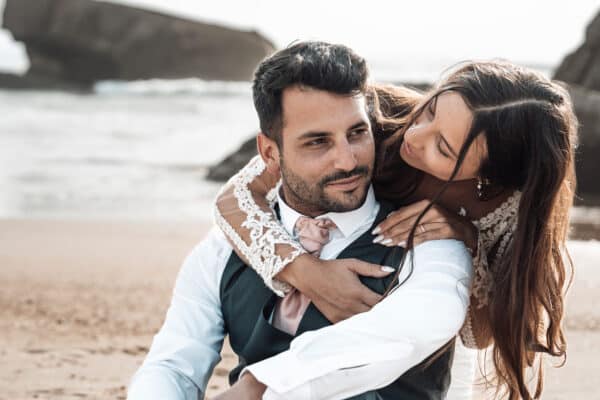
[252, 41, 369, 145]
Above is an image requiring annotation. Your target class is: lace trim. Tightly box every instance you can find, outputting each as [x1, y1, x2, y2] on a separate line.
[470, 191, 521, 307]
[213, 156, 306, 297]
[459, 305, 477, 348]
[459, 190, 521, 346]
[470, 233, 492, 308]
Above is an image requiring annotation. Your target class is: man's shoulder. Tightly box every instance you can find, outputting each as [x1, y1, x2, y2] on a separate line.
[193, 226, 233, 255]
[181, 226, 234, 277]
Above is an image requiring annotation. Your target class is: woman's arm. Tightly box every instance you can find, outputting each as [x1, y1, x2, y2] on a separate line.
[214, 155, 304, 295]
[214, 155, 390, 320]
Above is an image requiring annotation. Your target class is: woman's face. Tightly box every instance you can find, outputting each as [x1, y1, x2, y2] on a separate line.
[399, 91, 487, 182]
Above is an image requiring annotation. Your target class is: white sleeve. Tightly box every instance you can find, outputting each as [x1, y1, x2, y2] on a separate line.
[127, 229, 230, 400]
[245, 239, 473, 400]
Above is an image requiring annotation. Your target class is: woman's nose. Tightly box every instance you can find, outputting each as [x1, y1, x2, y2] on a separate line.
[405, 123, 428, 149]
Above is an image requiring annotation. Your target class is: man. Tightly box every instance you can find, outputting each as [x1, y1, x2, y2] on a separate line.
[128, 41, 472, 400]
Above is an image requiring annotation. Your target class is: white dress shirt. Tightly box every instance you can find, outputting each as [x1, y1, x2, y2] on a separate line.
[127, 186, 473, 400]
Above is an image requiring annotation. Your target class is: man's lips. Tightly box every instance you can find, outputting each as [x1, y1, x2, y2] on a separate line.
[326, 175, 364, 190]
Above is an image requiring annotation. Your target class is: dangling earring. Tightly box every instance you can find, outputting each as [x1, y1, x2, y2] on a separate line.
[477, 177, 491, 200]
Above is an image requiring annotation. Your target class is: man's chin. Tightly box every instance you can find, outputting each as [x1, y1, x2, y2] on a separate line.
[322, 184, 369, 212]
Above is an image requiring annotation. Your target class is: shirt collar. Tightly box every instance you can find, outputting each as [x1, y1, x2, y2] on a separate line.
[277, 185, 377, 238]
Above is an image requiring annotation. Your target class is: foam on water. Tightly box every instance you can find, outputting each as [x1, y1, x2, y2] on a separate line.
[0, 84, 257, 220]
[94, 78, 252, 96]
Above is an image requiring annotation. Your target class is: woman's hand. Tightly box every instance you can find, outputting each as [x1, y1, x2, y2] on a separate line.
[372, 199, 478, 252]
[276, 255, 395, 323]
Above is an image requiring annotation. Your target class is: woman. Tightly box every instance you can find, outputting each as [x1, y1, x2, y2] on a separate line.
[214, 60, 577, 399]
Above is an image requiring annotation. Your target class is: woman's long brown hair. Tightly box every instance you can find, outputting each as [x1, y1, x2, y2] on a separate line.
[368, 61, 577, 399]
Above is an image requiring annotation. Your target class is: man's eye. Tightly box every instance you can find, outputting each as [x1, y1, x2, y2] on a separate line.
[306, 138, 327, 146]
[349, 129, 367, 138]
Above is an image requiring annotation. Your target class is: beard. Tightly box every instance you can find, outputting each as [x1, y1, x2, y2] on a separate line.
[279, 160, 372, 215]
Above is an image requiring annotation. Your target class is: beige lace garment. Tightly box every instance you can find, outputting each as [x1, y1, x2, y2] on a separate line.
[214, 155, 521, 348]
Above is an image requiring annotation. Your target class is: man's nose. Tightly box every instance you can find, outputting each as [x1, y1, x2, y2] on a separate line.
[333, 140, 358, 171]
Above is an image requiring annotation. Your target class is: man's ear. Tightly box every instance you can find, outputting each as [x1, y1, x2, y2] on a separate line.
[257, 133, 281, 174]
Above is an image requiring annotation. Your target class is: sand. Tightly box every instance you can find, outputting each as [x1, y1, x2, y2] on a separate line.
[0, 218, 599, 400]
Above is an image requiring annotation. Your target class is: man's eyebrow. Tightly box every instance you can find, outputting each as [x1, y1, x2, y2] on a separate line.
[297, 131, 331, 140]
[297, 120, 369, 140]
[348, 120, 369, 131]
[439, 133, 459, 158]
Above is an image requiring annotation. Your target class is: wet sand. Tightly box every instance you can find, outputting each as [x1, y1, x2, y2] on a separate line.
[0, 218, 598, 399]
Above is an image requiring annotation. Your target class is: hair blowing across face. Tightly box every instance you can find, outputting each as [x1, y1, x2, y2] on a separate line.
[374, 61, 578, 399]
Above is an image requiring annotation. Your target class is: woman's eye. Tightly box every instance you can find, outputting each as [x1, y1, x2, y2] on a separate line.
[426, 105, 435, 120]
[437, 137, 450, 158]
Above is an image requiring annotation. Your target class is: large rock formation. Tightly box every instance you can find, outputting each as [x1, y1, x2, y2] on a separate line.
[206, 136, 257, 182]
[2, 0, 275, 88]
[555, 11, 600, 90]
[569, 85, 600, 199]
[553, 9, 600, 198]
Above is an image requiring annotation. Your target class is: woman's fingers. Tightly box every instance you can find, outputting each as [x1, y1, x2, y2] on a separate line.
[375, 215, 448, 247]
[372, 199, 430, 235]
[411, 225, 453, 246]
[347, 259, 395, 278]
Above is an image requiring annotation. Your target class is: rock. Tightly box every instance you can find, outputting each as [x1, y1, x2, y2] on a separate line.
[0, 72, 91, 91]
[2, 0, 276, 86]
[554, 10, 600, 90]
[568, 85, 600, 199]
[553, 9, 600, 198]
[206, 136, 257, 182]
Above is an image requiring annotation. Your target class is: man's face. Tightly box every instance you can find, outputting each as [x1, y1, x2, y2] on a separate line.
[276, 86, 375, 216]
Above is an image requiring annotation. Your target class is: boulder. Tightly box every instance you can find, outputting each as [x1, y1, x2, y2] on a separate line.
[206, 136, 257, 182]
[568, 85, 600, 199]
[553, 9, 600, 198]
[2, 0, 276, 86]
[554, 11, 600, 90]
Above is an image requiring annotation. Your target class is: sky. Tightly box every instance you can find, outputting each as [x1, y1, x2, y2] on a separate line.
[0, 0, 598, 78]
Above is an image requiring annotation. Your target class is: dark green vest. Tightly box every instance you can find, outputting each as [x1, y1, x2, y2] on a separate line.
[219, 202, 454, 400]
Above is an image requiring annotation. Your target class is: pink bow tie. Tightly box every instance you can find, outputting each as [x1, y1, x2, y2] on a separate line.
[272, 216, 337, 335]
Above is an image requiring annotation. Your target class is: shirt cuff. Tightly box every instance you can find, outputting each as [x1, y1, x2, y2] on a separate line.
[242, 359, 312, 400]
[244, 351, 307, 394]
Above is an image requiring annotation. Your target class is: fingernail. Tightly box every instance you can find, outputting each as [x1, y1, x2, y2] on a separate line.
[372, 235, 384, 244]
[371, 226, 381, 235]
[397, 241, 406, 247]
[381, 266, 395, 273]
[381, 238, 393, 245]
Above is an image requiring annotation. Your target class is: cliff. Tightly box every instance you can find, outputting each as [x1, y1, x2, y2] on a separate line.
[2, 0, 276, 88]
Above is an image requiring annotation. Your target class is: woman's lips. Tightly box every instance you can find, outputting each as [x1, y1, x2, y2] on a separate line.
[326, 175, 363, 191]
[401, 139, 413, 157]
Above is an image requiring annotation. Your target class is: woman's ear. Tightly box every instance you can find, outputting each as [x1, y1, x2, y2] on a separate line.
[257, 133, 281, 174]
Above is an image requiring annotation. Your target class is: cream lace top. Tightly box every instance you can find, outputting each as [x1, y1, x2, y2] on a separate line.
[214, 155, 521, 348]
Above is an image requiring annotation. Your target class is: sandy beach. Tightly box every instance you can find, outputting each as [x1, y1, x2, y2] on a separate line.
[1, 218, 599, 400]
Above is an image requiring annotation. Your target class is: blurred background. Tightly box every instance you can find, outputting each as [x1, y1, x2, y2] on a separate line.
[0, 0, 599, 399]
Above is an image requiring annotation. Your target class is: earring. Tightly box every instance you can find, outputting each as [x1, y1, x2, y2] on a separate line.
[477, 177, 491, 200]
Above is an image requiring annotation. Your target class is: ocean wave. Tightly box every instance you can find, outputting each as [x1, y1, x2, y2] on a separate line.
[94, 78, 252, 96]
